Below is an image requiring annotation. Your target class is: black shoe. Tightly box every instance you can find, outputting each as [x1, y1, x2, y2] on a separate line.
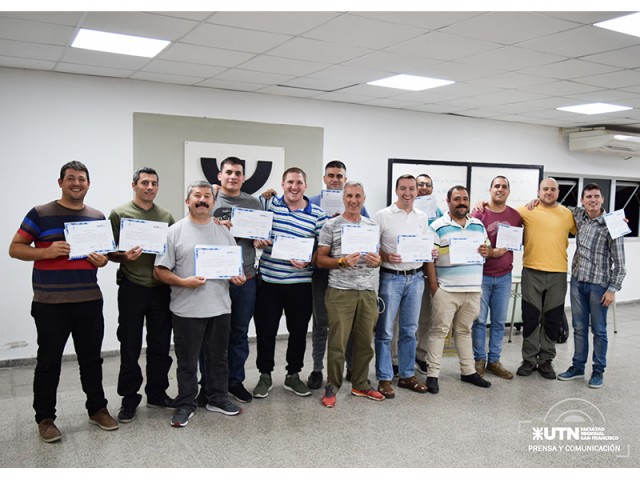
[392, 364, 399, 377]
[345, 368, 352, 382]
[196, 387, 208, 408]
[117, 404, 136, 423]
[537, 360, 556, 380]
[426, 376, 439, 394]
[228, 383, 253, 403]
[307, 370, 323, 390]
[516, 360, 537, 377]
[461, 373, 491, 388]
[415, 358, 428, 374]
[147, 396, 176, 410]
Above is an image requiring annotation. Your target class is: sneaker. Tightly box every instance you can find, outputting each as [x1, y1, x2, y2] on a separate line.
[351, 387, 385, 401]
[284, 373, 312, 397]
[415, 358, 428, 375]
[147, 396, 177, 410]
[392, 364, 399, 377]
[538, 360, 556, 380]
[196, 387, 208, 407]
[170, 408, 195, 428]
[345, 368, 352, 382]
[253, 373, 273, 398]
[461, 372, 491, 388]
[307, 370, 323, 390]
[475, 359, 486, 377]
[206, 401, 242, 416]
[38, 418, 61, 443]
[588, 372, 604, 389]
[117, 404, 136, 423]
[89, 408, 119, 431]
[426, 376, 439, 394]
[321, 384, 337, 408]
[487, 361, 513, 380]
[228, 383, 253, 403]
[516, 360, 537, 377]
[558, 366, 585, 381]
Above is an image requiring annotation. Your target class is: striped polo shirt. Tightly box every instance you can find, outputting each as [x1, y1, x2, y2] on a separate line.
[17, 201, 104, 304]
[429, 213, 489, 293]
[258, 195, 327, 284]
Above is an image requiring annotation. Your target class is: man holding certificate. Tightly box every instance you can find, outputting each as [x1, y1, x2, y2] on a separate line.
[316, 182, 384, 407]
[252, 168, 327, 399]
[374, 174, 430, 398]
[154, 181, 246, 428]
[108, 167, 176, 423]
[424, 185, 492, 394]
[9, 161, 117, 442]
[470, 176, 522, 380]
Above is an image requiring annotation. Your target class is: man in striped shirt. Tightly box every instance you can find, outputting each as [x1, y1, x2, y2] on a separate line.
[424, 185, 492, 394]
[252, 167, 327, 399]
[9, 161, 118, 442]
[557, 183, 626, 389]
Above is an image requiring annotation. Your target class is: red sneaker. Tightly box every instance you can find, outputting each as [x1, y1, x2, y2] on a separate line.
[351, 387, 385, 401]
[321, 384, 336, 408]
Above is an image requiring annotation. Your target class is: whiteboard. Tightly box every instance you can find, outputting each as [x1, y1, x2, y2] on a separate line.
[470, 165, 542, 208]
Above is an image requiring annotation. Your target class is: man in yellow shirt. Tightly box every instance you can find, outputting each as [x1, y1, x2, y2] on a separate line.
[516, 178, 576, 379]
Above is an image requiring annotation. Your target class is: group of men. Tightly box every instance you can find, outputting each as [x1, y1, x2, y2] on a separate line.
[9, 159, 626, 442]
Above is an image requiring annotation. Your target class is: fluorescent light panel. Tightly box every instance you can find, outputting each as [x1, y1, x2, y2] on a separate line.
[594, 12, 640, 38]
[367, 74, 454, 91]
[557, 103, 633, 115]
[72, 28, 170, 58]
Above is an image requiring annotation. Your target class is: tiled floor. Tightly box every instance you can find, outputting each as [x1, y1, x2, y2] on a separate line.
[1, 303, 639, 468]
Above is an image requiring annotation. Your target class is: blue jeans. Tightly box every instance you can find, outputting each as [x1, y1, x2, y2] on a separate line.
[472, 273, 512, 364]
[228, 277, 257, 387]
[375, 271, 424, 380]
[570, 279, 609, 374]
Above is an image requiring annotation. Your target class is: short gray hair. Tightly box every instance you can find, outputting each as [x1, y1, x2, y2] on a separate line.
[186, 180, 213, 201]
[343, 181, 365, 195]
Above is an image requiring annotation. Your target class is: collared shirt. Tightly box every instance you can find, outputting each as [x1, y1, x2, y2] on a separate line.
[430, 213, 490, 293]
[375, 203, 429, 271]
[258, 195, 327, 284]
[571, 207, 626, 292]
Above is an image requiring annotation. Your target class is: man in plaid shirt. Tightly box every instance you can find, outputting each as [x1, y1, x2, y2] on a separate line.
[557, 183, 626, 389]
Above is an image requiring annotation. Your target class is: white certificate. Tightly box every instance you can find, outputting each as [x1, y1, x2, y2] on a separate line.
[397, 233, 433, 262]
[119, 218, 168, 254]
[341, 224, 379, 254]
[449, 236, 485, 265]
[604, 209, 631, 240]
[230, 208, 273, 240]
[194, 245, 243, 279]
[320, 189, 344, 216]
[64, 220, 116, 260]
[414, 195, 438, 220]
[495, 224, 523, 251]
[271, 235, 314, 262]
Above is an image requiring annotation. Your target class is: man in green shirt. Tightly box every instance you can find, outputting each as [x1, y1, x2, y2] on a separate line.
[108, 167, 176, 423]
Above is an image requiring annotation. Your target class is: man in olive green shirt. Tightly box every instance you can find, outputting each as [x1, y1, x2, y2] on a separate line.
[108, 167, 175, 423]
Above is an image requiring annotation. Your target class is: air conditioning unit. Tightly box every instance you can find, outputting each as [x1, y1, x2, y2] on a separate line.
[568, 128, 640, 157]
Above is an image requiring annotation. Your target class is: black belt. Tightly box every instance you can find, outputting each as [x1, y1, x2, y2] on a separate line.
[380, 266, 421, 276]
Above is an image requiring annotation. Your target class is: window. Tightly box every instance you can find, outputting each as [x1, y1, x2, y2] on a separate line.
[615, 182, 640, 237]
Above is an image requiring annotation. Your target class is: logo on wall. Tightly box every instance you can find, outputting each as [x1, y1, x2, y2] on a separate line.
[184, 141, 285, 196]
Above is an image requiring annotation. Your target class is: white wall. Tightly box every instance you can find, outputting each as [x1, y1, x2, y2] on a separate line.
[1, 67, 638, 361]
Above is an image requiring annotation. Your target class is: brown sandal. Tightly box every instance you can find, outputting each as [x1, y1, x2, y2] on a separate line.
[398, 376, 428, 393]
[377, 380, 395, 399]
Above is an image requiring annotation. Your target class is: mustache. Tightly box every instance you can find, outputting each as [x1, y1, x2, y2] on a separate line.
[455, 204, 469, 208]
[194, 201, 210, 208]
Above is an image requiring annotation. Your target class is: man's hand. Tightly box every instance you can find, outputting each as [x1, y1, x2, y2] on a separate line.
[290, 260, 310, 269]
[123, 246, 143, 262]
[261, 188, 277, 200]
[363, 252, 381, 268]
[526, 198, 540, 211]
[491, 247, 508, 259]
[86, 252, 109, 268]
[218, 219, 232, 231]
[472, 200, 489, 213]
[182, 276, 207, 288]
[230, 274, 246, 286]
[601, 291, 615, 307]
[342, 252, 361, 268]
[431, 247, 439, 261]
[253, 239, 272, 249]
[478, 244, 490, 257]
[387, 253, 402, 264]
[45, 241, 71, 259]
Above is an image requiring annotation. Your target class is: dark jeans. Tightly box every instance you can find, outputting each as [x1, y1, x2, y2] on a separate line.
[254, 280, 312, 375]
[116, 277, 173, 408]
[31, 300, 107, 423]
[173, 313, 230, 410]
[228, 277, 257, 386]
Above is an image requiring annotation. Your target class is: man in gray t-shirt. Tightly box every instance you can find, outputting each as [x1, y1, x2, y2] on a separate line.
[154, 181, 246, 428]
[315, 182, 385, 408]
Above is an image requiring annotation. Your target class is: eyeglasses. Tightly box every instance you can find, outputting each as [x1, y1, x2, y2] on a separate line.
[417, 182, 432, 187]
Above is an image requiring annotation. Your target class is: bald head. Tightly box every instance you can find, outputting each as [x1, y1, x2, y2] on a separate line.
[538, 178, 559, 206]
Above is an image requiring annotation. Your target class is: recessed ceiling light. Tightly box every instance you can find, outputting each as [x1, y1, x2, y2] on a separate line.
[71, 28, 170, 58]
[594, 12, 640, 38]
[367, 74, 454, 91]
[556, 103, 633, 115]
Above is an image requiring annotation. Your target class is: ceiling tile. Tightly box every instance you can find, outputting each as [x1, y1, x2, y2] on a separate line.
[518, 59, 620, 79]
[0, 16, 74, 45]
[0, 55, 55, 70]
[214, 68, 294, 85]
[0, 39, 64, 61]
[470, 72, 552, 89]
[582, 45, 640, 69]
[129, 71, 202, 85]
[409, 61, 501, 82]
[61, 48, 151, 70]
[141, 59, 226, 78]
[54, 62, 134, 78]
[309, 65, 389, 83]
[181, 23, 291, 54]
[158, 43, 255, 68]
[523, 80, 603, 96]
[387, 31, 502, 61]
[195, 78, 263, 91]
[268, 37, 372, 64]
[575, 69, 640, 89]
[257, 85, 323, 98]
[459, 46, 565, 70]
[0, 12, 84, 25]
[343, 51, 440, 74]
[543, 12, 634, 24]
[352, 12, 483, 30]
[239, 55, 328, 76]
[279, 77, 357, 92]
[82, 12, 198, 40]
[206, 12, 341, 35]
